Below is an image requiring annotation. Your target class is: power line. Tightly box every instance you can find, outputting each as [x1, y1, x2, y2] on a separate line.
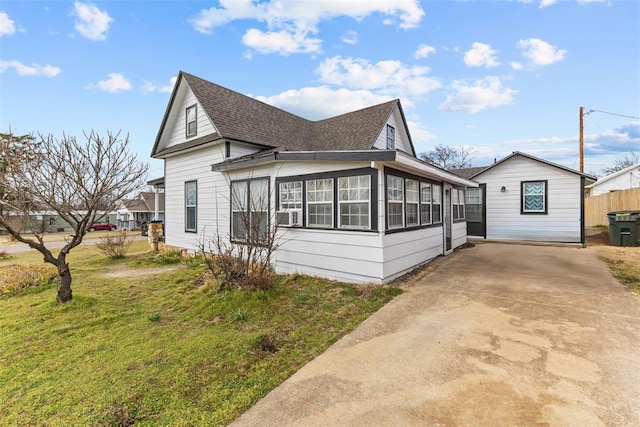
[584, 109, 640, 120]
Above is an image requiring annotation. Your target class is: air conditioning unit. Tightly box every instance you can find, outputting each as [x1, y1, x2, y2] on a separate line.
[276, 209, 302, 226]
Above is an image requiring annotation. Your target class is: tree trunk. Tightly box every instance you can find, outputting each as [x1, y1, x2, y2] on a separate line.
[56, 262, 73, 304]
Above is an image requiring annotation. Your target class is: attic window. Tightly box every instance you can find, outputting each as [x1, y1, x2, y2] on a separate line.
[186, 105, 197, 138]
[386, 125, 395, 149]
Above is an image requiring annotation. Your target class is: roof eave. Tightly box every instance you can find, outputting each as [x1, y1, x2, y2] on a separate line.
[470, 151, 597, 180]
[210, 150, 397, 172]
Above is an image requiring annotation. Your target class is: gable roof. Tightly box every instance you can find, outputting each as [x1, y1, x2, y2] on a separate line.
[120, 192, 165, 213]
[152, 71, 414, 158]
[470, 151, 597, 182]
[585, 162, 640, 189]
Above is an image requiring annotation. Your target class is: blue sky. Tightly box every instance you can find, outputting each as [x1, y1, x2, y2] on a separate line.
[1, 0, 638, 180]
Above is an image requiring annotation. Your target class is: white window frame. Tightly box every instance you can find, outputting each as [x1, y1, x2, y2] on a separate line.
[386, 125, 395, 149]
[185, 180, 197, 232]
[522, 180, 547, 214]
[186, 104, 197, 138]
[405, 179, 419, 227]
[231, 178, 270, 242]
[307, 178, 334, 228]
[278, 181, 303, 210]
[432, 184, 442, 224]
[338, 175, 371, 229]
[387, 175, 404, 229]
[420, 182, 432, 225]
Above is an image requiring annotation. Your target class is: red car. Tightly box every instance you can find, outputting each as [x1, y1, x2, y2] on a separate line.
[88, 221, 117, 232]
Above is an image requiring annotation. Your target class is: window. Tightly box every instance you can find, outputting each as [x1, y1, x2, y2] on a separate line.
[307, 178, 333, 227]
[386, 125, 395, 149]
[185, 181, 197, 232]
[432, 184, 442, 223]
[186, 105, 197, 138]
[387, 175, 404, 229]
[452, 188, 465, 221]
[522, 180, 547, 214]
[338, 175, 370, 229]
[278, 181, 302, 210]
[406, 179, 419, 226]
[231, 178, 269, 242]
[420, 183, 432, 225]
[465, 187, 482, 222]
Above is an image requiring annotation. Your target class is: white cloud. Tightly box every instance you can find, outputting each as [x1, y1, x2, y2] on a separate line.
[438, 76, 517, 114]
[539, 0, 558, 7]
[141, 76, 177, 94]
[92, 73, 132, 93]
[510, 61, 524, 71]
[341, 30, 358, 45]
[254, 86, 394, 120]
[316, 56, 441, 97]
[415, 44, 436, 59]
[242, 28, 322, 55]
[190, 0, 424, 55]
[406, 119, 436, 144]
[0, 60, 61, 77]
[517, 38, 566, 67]
[464, 42, 499, 67]
[515, 0, 608, 7]
[73, 1, 113, 41]
[0, 11, 15, 36]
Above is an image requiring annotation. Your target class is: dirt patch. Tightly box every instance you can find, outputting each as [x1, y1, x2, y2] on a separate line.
[586, 230, 640, 293]
[103, 265, 179, 278]
[586, 230, 612, 246]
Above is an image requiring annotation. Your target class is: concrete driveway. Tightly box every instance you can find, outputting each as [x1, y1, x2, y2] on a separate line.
[232, 243, 640, 426]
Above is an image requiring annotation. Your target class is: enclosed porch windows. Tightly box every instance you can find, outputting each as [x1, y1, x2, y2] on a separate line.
[231, 178, 269, 242]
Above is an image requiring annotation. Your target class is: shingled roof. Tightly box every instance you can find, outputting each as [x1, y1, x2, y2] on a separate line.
[152, 72, 406, 157]
[448, 166, 489, 179]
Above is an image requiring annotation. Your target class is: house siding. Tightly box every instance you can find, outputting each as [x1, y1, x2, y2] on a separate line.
[589, 165, 640, 196]
[159, 84, 218, 152]
[372, 107, 412, 154]
[164, 142, 229, 249]
[476, 156, 582, 242]
[163, 150, 469, 284]
[381, 227, 443, 282]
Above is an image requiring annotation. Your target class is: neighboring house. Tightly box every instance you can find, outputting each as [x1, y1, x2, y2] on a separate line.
[117, 191, 165, 230]
[452, 152, 596, 244]
[0, 211, 117, 234]
[150, 71, 477, 284]
[585, 162, 640, 196]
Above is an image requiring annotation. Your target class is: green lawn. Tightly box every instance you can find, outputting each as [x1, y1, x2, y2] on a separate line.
[0, 242, 402, 426]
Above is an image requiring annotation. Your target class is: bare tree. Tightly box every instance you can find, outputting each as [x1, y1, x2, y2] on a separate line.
[419, 144, 474, 170]
[197, 166, 285, 292]
[0, 130, 149, 303]
[600, 151, 639, 176]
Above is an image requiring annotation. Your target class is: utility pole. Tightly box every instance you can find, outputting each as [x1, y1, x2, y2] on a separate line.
[579, 106, 584, 173]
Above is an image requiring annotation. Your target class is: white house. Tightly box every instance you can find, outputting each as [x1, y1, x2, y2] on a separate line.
[457, 152, 596, 244]
[116, 191, 165, 230]
[150, 71, 477, 284]
[585, 162, 640, 196]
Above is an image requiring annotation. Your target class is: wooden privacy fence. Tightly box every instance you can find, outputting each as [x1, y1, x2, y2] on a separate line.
[585, 188, 640, 226]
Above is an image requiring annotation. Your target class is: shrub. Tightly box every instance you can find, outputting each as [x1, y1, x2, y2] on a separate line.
[95, 230, 135, 259]
[0, 263, 58, 295]
[154, 250, 182, 265]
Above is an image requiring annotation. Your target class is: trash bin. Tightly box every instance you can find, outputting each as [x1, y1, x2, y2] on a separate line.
[607, 211, 640, 247]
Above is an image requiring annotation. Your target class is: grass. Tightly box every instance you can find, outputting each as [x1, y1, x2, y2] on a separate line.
[0, 241, 402, 426]
[587, 229, 640, 294]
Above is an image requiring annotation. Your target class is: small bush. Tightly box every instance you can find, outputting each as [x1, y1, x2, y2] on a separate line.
[0, 264, 58, 295]
[148, 312, 161, 322]
[95, 230, 134, 259]
[154, 250, 181, 265]
[232, 307, 248, 322]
